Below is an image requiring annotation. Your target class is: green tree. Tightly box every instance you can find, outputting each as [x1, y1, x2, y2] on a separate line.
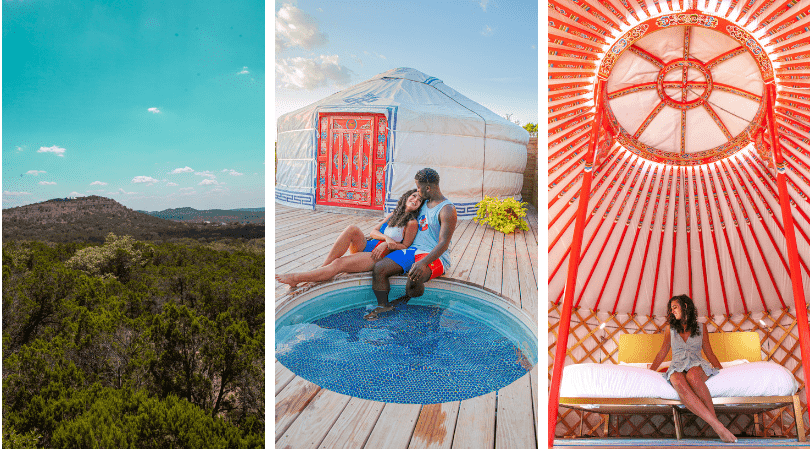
[523, 122, 538, 135]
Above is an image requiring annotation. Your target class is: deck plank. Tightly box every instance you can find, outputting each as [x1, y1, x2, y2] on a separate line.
[451, 392, 495, 449]
[408, 402, 461, 449]
[276, 389, 352, 449]
[495, 373, 536, 449]
[501, 232, 522, 310]
[275, 376, 322, 441]
[275, 361, 297, 395]
[319, 397, 386, 449]
[466, 226, 495, 286]
[484, 229, 505, 297]
[364, 403, 422, 449]
[530, 365, 539, 446]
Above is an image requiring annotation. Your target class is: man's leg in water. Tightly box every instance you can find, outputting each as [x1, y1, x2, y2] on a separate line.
[366, 258, 404, 320]
[391, 265, 431, 306]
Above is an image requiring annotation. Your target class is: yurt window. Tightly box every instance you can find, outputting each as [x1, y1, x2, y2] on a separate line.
[316, 112, 387, 210]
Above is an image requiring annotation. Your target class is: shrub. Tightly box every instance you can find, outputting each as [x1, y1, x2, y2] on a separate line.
[66, 233, 151, 280]
[473, 196, 529, 234]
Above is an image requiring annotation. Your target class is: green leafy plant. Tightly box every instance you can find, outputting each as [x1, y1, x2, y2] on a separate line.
[473, 196, 529, 234]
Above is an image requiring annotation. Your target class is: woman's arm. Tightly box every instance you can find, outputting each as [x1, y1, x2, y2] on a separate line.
[702, 323, 723, 369]
[368, 213, 394, 241]
[649, 325, 671, 371]
[386, 219, 418, 250]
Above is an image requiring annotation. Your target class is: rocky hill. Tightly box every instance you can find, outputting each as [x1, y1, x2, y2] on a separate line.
[2, 196, 263, 243]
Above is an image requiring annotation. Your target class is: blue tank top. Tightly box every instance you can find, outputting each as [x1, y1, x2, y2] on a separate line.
[411, 199, 455, 269]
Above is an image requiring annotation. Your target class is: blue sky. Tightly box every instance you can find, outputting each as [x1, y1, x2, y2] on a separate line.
[274, 0, 538, 126]
[3, 0, 264, 210]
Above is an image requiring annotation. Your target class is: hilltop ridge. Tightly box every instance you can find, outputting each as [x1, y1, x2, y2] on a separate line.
[2, 196, 263, 243]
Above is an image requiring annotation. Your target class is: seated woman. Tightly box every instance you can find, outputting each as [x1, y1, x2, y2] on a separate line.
[650, 294, 736, 443]
[275, 190, 422, 288]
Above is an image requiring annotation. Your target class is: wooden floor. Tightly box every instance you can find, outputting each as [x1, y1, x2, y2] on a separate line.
[275, 203, 539, 449]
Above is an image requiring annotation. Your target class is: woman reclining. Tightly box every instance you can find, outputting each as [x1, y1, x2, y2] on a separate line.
[275, 190, 423, 287]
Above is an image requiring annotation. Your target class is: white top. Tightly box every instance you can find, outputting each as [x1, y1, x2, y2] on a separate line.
[383, 224, 404, 243]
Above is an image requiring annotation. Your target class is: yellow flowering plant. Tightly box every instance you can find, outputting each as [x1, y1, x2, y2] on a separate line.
[473, 196, 529, 234]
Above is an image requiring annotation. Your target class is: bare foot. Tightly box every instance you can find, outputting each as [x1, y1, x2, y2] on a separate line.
[275, 273, 300, 288]
[364, 305, 393, 321]
[716, 426, 737, 443]
[391, 295, 410, 307]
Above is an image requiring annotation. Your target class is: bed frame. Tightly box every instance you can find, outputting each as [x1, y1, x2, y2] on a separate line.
[559, 331, 806, 441]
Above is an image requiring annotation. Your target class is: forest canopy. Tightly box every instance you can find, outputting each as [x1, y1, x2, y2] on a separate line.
[2, 234, 265, 448]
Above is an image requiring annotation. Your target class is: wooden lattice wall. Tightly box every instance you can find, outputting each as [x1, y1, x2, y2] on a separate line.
[549, 302, 810, 439]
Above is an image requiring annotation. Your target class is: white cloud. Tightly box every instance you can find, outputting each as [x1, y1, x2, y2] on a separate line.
[132, 176, 159, 184]
[170, 166, 194, 174]
[179, 187, 195, 192]
[3, 191, 31, 196]
[195, 171, 216, 178]
[118, 188, 137, 195]
[16, 146, 24, 152]
[222, 169, 243, 176]
[479, 0, 489, 12]
[90, 181, 108, 186]
[148, 107, 161, 114]
[87, 189, 106, 193]
[167, 181, 179, 186]
[69, 192, 85, 197]
[481, 25, 494, 36]
[198, 179, 219, 185]
[276, 55, 352, 90]
[275, 3, 328, 53]
[238, 66, 250, 75]
[38, 145, 66, 157]
[38, 181, 57, 185]
[26, 170, 46, 176]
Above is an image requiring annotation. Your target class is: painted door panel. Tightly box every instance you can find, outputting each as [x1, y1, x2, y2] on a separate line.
[316, 113, 387, 210]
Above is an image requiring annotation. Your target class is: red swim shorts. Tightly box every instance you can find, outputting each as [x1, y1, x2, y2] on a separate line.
[414, 252, 444, 280]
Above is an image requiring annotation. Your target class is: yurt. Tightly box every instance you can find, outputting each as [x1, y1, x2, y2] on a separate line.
[275, 68, 529, 218]
[548, 0, 810, 446]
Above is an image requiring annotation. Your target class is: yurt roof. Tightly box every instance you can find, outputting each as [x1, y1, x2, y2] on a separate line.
[277, 67, 529, 145]
[548, 1, 810, 317]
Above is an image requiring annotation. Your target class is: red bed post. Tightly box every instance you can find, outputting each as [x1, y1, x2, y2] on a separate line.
[765, 82, 810, 410]
[548, 78, 607, 447]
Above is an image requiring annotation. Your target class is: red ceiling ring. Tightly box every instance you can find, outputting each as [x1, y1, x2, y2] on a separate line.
[656, 58, 713, 110]
[598, 10, 775, 82]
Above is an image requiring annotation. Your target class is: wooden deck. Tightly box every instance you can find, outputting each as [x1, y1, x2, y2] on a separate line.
[275, 204, 539, 449]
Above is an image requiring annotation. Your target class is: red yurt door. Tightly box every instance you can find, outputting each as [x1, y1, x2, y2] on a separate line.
[316, 113, 387, 210]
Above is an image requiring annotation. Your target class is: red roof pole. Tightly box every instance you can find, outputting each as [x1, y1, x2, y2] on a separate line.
[766, 81, 810, 411]
[548, 77, 606, 447]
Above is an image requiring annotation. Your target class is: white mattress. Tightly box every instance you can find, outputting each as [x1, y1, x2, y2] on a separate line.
[560, 362, 798, 400]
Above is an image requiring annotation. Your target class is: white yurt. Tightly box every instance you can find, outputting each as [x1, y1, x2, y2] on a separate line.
[275, 67, 530, 218]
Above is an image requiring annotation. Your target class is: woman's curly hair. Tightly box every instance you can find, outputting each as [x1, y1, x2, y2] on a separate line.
[386, 189, 422, 228]
[667, 294, 700, 336]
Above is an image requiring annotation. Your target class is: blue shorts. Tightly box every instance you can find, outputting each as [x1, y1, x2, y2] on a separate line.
[385, 247, 417, 272]
[363, 223, 388, 252]
[385, 248, 445, 279]
[364, 238, 384, 252]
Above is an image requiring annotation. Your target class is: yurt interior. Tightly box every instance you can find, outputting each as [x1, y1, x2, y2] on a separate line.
[548, 0, 810, 447]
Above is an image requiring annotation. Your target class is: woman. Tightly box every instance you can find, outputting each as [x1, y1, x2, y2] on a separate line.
[275, 189, 423, 288]
[650, 295, 736, 443]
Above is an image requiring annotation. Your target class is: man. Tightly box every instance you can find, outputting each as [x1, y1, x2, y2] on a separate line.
[364, 167, 458, 320]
